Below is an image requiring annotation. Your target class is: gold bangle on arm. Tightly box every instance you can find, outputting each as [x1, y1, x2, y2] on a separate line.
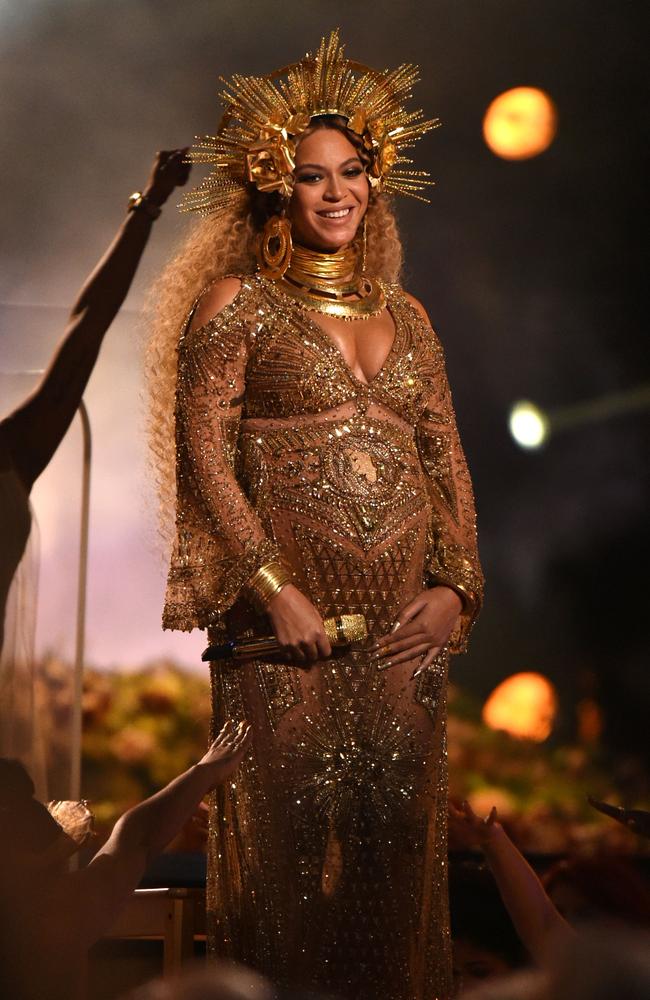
[426, 571, 481, 654]
[432, 578, 475, 615]
[425, 543, 483, 620]
[246, 560, 292, 609]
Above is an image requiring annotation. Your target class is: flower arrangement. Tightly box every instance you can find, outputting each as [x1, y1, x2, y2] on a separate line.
[29, 656, 647, 853]
[446, 684, 648, 854]
[80, 660, 211, 829]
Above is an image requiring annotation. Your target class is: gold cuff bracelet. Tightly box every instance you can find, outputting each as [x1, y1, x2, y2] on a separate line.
[247, 560, 292, 608]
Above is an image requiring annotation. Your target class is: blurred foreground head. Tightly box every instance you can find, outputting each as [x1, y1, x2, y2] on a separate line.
[0, 758, 70, 868]
[129, 963, 273, 1000]
[543, 853, 650, 928]
[128, 963, 339, 1000]
[0, 758, 89, 871]
[549, 927, 650, 1000]
[461, 925, 650, 1000]
[449, 862, 527, 994]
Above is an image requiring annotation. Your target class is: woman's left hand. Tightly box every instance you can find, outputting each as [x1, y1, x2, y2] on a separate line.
[371, 586, 462, 676]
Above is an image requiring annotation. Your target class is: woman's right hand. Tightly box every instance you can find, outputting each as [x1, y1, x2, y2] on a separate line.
[266, 584, 332, 665]
[142, 148, 191, 207]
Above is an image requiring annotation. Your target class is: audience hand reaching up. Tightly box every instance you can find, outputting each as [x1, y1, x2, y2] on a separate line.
[449, 799, 499, 851]
[197, 720, 252, 788]
[0, 720, 251, 1000]
[448, 799, 573, 966]
[0, 147, 192, 494]
[140, 148, 191, 209]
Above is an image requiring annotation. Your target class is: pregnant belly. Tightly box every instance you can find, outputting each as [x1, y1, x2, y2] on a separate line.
[239, 414, 430, 554]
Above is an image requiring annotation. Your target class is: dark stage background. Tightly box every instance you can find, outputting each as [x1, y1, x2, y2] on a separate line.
[0, 1, 646, 763]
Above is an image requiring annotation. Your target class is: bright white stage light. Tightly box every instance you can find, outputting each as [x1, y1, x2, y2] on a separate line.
[509, 400, 549, 449]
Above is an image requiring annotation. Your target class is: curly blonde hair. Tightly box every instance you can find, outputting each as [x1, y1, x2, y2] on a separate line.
[144, 125, 405, 547]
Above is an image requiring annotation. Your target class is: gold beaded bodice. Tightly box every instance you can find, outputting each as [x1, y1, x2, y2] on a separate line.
[164, 274, 482, 644]
[164, 272, 483, 1000]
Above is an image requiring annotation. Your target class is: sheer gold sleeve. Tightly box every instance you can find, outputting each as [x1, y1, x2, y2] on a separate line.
[415, 334, 484, 652]
[164, 291, 281, 629]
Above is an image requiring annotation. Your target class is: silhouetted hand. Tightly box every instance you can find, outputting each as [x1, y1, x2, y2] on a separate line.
[588, 796, 650, 839]
[196, 720, 252, 790]
[142, 147, 191, 207]
[448, 799, 499, 851]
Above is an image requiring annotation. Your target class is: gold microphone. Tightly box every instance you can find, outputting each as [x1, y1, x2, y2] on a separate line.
[201, 614, 368, 662]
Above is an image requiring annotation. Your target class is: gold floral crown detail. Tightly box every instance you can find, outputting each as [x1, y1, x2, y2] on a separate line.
[180, 29, 440, 217]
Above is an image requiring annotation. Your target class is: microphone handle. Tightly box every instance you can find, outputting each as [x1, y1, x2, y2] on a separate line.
[201, 614, 367, 663]
[202, 634, 344, 663]
[202, 636, 280, 661]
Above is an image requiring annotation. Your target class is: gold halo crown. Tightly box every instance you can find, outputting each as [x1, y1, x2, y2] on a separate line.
[181, 29, 440, 217]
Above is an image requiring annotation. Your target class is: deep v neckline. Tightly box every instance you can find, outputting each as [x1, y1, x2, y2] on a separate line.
[298, 300, 402, 389]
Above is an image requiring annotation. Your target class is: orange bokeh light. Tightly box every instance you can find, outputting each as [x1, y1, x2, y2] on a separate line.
[482, 672, 558, 741]
[483, 87, 557, 160]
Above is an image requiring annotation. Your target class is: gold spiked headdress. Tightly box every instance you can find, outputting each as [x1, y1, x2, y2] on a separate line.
[181, 29, 439, 217]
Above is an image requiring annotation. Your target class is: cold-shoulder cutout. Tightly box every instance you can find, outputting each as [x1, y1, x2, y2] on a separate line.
[403, 291, 431, 326]
[190, 276, 243, 332]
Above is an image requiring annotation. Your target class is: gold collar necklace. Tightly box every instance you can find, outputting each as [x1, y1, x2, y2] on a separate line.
[277, 244, 385, 320]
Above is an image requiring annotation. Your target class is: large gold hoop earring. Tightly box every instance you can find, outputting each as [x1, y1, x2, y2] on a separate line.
[257, 215, 293, 279]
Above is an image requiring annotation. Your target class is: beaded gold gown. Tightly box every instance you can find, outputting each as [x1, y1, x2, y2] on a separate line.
[164, 273, 483, 1000]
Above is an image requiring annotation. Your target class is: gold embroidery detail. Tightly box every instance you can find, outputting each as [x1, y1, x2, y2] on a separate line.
[288, 700, 424, 830]
[414, 649, 449, 727]
[255, 660, 302, 731]
[416, 427, 459, 525]
[165, 273, 481, 999]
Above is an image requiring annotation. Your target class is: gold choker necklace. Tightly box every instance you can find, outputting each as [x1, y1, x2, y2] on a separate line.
[277, 244, 385, 320]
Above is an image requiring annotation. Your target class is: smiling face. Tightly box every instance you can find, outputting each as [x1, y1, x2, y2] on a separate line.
[288, 125, 370, 252]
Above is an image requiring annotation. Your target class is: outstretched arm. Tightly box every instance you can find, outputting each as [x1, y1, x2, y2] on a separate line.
[449, 801, 574, 965]
[65, 720, 251, 948]
[1, 149, 190, 491]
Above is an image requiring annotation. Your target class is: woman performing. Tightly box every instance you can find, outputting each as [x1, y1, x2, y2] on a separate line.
[147, 31, 483, 1000]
